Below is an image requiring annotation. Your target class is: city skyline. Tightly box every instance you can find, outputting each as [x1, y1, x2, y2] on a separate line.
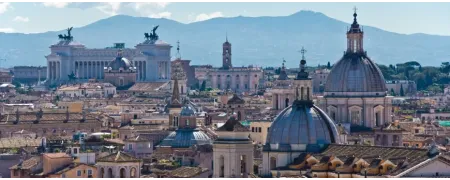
[0, 2, 450, 36]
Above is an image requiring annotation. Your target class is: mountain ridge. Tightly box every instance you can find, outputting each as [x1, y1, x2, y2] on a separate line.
[0, 10, 449, 68]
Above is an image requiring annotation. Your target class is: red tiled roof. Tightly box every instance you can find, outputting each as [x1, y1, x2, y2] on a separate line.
[10, 156, 42, 170]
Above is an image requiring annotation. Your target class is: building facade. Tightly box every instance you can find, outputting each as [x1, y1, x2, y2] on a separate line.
[104, 49, 137, 89]
[213, 116, 253, 178]
[195, 38, 263, 93]
[317, 11, 393, 129]
[45, 29, 171, 84]
[12, 66, 47, 83]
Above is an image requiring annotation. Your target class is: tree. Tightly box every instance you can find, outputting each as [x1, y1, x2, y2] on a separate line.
[274, 67, 281, 75]
[200, 81, 206, 91]
[400, 84, 405, 96]
[327, 62, 331, 69]
[390, 88, 396, 96]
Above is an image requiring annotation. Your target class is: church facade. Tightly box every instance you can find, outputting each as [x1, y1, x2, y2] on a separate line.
[45, 28, 171, 84]
[316, 10, 393, 129]
[195, 38, 263, 93]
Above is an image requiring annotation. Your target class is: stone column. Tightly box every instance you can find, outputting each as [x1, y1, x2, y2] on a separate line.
[57, 62, 60, 80]
[84, 61, 87, 79]
[143, 61, 146, 81]
[52, 62, 56, 80]
[47, 61, 50, 81]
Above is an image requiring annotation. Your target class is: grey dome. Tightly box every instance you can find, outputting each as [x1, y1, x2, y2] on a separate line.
[107, 56, 133, 71]
[180, 105, 195, 116]
[325, 53, 386, 93]
[158, 129, 211, 148]
[265, 101, 340, 152]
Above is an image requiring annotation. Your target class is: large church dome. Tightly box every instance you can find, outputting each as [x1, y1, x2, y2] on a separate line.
[324, 10, 387, 96]
[324, 53, 386, 94]
[264, 101, 341, 152]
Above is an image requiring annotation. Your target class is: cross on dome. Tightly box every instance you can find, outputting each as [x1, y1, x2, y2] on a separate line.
[299, 47, 307, 60]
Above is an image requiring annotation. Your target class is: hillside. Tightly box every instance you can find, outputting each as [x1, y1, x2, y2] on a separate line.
[0, 10, 449, 68]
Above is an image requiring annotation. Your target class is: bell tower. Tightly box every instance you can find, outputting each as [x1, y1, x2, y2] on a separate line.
[222, 35, 232, 69]
[346, 7, 364, 54]
[294, 47, 312, 101]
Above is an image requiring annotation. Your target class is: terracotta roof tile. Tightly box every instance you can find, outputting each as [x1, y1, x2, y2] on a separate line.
[10, 156, 42, 170]
[170, 166, 208, 178]
[319, 144, 431, 176]
[97, 151, 141, 162]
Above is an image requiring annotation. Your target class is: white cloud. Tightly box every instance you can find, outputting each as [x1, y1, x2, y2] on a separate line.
[195, 12, 224, 22]
[96, 2, 121, 16]
[150, 12, 171, 19]
[43, 2, 71, 8]
[0, 28, 15, 33]
[13, 16, 29, 22]
[0, 2, 11, 14]
[134, 2, 170, 10]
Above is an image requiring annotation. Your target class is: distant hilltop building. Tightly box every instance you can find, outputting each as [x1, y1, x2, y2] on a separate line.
[45, 26, 171, 84]
[195, 37, 263, 93]
[317, 9, 393, 130]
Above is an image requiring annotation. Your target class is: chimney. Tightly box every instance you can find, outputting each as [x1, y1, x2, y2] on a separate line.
[34, 108, 43, 124]
[64, 108, 69, 123]
[13, 108, 20, 124]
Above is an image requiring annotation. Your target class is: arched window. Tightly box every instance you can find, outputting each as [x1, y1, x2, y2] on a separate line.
[100, 168, 105, 178]
[120, 168, 126, 178]
[108, 168, 113, 178]
[130, 167, 137, 178]
[375, 111, 381, 127]
[270, 157, 277, 170]
[119, 78, 124, 86]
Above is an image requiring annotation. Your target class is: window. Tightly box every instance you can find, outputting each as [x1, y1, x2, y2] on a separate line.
[252, 127, 255, 132]
[88, 169, 92, 176]
[415, 129, 419, 134]
[258, 127, 262, 133]
[128, 144, 133, 150]
[245, 84, 248, 89]
[77, 170, 82, 177]
[74, 148, 78, 154]
[351, 110, 360, 125]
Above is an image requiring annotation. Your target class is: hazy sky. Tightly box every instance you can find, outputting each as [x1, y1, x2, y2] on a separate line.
[0, 2, 449, 35]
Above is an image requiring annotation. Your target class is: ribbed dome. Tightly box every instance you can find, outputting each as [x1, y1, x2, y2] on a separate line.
[107, 56, 133, 71]
[180, 105, 195, 116]
[265, 101, 340, 152]
[158, 129, 211, 148]
[325, 53, 386, 94]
